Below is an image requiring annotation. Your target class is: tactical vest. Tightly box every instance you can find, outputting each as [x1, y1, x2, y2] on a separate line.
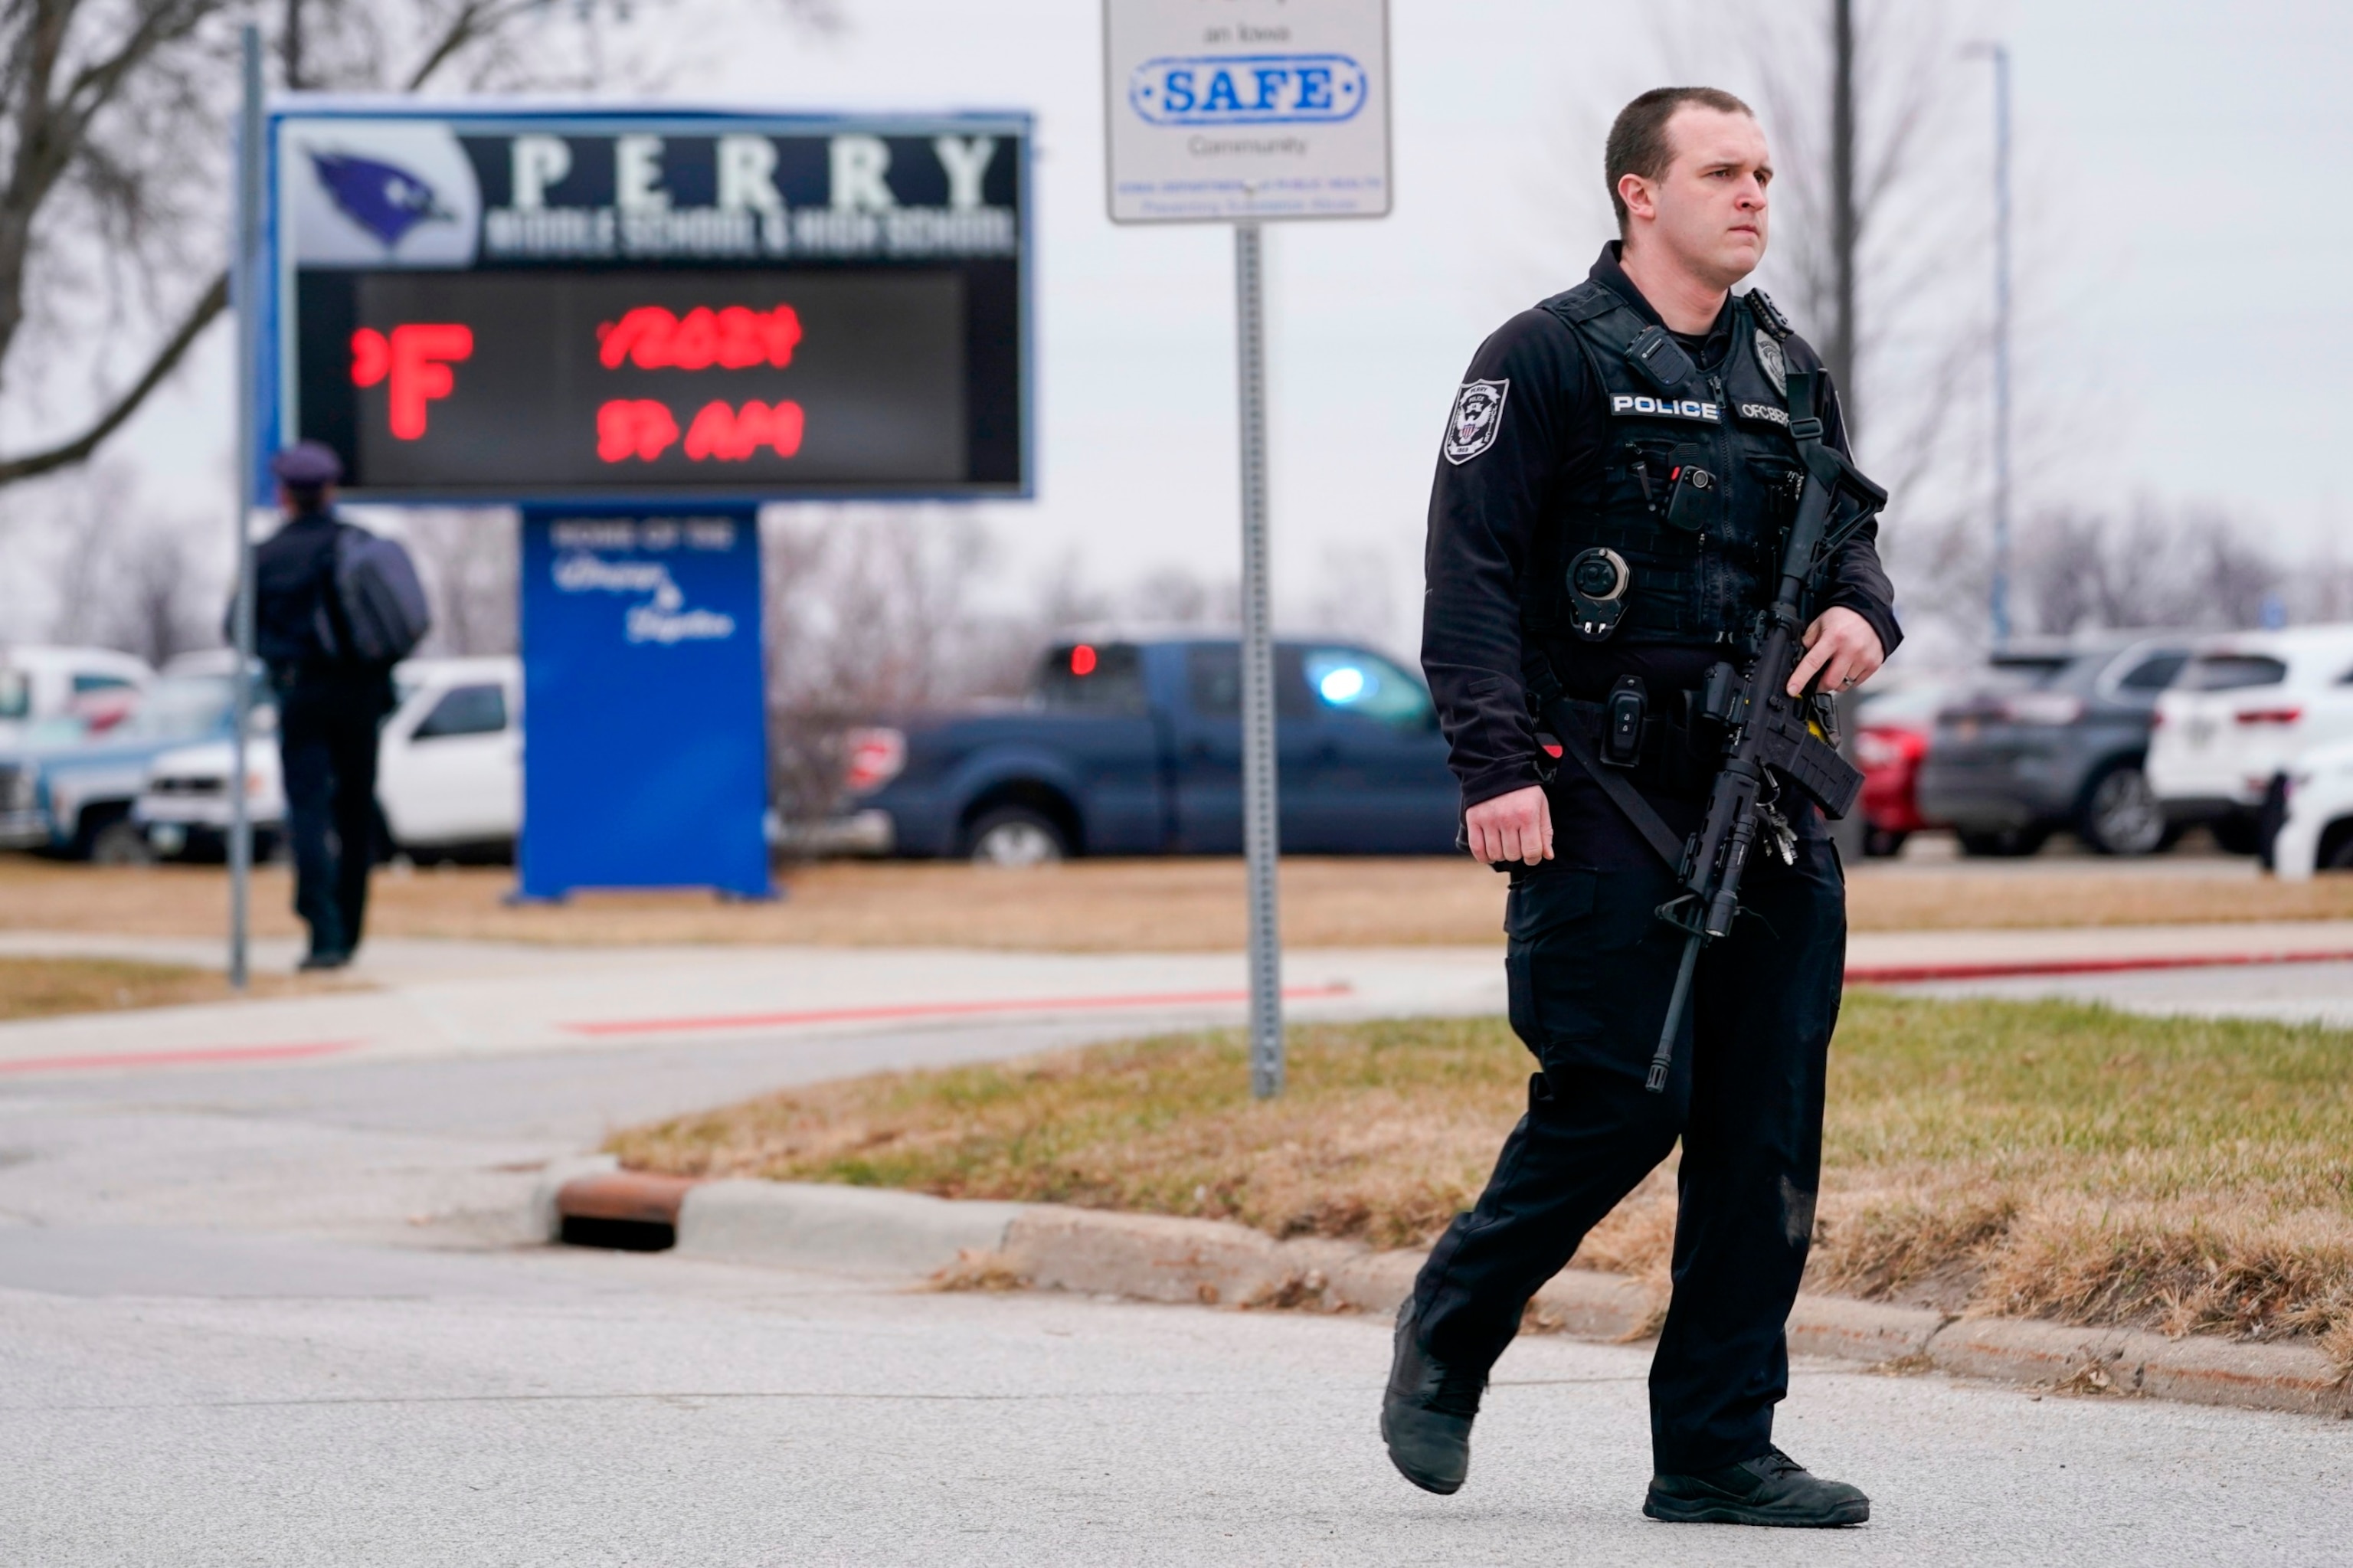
[1530, 279, 1807, 649]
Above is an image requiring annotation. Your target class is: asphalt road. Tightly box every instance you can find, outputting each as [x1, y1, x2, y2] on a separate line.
[10, 1236, 2353, 1568]
[2, 1013, 2350, 1565]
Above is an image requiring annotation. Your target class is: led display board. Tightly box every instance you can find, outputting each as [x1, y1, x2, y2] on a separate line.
[263, 106, 1030, 502]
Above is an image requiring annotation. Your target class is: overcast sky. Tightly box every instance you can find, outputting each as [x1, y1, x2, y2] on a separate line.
[47, 0, 2353, 663]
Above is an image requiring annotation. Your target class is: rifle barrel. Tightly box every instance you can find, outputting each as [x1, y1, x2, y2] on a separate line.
[1649, 932, 1702, 1093]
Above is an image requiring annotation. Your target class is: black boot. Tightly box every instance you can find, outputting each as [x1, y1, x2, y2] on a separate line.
[1643, 1445, 1870, 1527]
[1380, 1298, 1484, 1495]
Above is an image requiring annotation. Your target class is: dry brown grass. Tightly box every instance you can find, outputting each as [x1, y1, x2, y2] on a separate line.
[0, 954, 359, 1021]
[610, 995, 2353, 1363]
[8, 852, 2353, 951]
[0, 855, 1507, 950]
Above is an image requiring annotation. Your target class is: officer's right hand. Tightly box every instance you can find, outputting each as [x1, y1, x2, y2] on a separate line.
[1465, 784, 1554, 866]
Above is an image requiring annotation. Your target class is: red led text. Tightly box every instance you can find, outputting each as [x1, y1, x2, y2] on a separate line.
[351, 324, 474, 440]
[594, 399, 804, 463]
[597, 400, 681, 463]
[596, 305, 803, 372]
[685, 400, 805, 461]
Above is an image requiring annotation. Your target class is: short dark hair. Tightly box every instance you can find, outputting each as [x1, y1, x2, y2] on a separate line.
[1605, 87, 1755, 236]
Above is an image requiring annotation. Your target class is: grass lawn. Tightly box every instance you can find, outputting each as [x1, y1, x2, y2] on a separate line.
[0, 955, 358, 1021]
[610, 993, 2353, 1366]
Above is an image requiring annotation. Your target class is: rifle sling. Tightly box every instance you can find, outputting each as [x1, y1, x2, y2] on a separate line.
[1540, 696, 1690, 873]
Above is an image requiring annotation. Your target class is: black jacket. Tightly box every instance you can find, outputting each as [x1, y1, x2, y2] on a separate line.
[240, 506, 396, 725]
[245, 508, 349, 670]
[1421, 244, 1900, 863]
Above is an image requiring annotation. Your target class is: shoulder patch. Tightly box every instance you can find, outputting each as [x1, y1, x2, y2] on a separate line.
[1443, 378, 1510, 465]
[1754, 330, 1788, 396]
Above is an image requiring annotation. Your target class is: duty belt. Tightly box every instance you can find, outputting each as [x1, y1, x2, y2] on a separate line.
[1541, 695, 1717, 799]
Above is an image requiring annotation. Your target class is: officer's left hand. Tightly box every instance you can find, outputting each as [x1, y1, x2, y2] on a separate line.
[1787, 607, 1884, 697]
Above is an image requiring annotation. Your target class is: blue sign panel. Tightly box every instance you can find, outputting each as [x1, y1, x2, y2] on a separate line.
[518, 506, 770, 899]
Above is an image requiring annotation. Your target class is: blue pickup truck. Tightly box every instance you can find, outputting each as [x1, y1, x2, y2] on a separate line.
[842, 637, 1462, 861]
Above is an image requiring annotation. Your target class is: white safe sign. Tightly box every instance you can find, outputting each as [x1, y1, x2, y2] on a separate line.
[1102, 0, 1390, 224]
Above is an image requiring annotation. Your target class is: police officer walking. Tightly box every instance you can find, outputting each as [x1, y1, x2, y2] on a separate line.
[1386, 87, 1900, 1527]
[246, 442, 400, 971]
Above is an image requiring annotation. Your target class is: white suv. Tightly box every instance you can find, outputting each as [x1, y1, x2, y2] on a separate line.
[2146, 626, 2353, 853]
[2270, 738, 2353, 878]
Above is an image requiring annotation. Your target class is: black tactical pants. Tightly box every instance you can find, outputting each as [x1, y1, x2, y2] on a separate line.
[277, 673, 387, 959]
[1409, 840, 1845, 1475]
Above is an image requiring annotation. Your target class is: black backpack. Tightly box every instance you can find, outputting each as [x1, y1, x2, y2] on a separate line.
[315, 523, 432, 664]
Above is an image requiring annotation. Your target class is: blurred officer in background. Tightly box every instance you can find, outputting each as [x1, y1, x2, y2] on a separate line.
[244, 442, 396, 971]
[1386, 87, 1900, 1526]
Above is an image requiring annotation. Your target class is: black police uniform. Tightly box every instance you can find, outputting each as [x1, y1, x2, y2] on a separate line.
[250, 502, 396, 963]
[1412, 244, 1900, 1478]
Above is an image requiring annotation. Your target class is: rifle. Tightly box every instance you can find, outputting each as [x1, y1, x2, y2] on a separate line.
[1642, 368, 1886, 1090]
[1529, 367, 1888, 1093]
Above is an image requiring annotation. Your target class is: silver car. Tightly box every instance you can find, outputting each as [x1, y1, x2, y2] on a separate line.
[1915, 633, 2191, 856]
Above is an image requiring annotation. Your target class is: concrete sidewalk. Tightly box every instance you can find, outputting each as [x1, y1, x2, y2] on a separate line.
[0, 935, 1504, 1075]
[8, 919, 2353, 1075]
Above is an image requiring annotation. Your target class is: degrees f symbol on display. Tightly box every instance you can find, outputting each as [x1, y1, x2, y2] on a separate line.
[352, 324, 474, 440]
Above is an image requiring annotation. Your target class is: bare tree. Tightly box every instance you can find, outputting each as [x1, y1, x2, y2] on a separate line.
[0, 0, 844, 489]
[1124, 564, 1236, 630]
[43, 462, 209, 663]
[762, 507, 1029, 823]
[393, 507, 516, 656]
[104, 525, 205, 663]
[2019, 502, 2282, 634]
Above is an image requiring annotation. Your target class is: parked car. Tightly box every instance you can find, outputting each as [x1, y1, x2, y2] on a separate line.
[2266, 737, 2353, 879]
[377, 657, 522, 861]
[0, 656, 272, 860]
[1847, 681, 1949, 857]
[1915, 633, 2192, 857]
[0, 644, 151, 745]
[2146, 626, 2353, 855]
[134, 738, 288, 863]
[135, 656, 524, 864]
[843, 636, 1459, 862]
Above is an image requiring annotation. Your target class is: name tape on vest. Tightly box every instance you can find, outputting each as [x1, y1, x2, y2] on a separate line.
[1609, 394, 1720, 423]
[1737, 402, 1790, 427]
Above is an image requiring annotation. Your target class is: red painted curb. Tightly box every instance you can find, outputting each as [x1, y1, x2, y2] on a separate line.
[557, 1170, 702, 1226]
[0, 1039, 359, 1075]
[564, 981, 1356, 1038]
[1847, 948, 2353, 985]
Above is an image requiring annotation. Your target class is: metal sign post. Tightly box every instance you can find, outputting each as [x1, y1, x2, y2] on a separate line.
[1103, 0, 1391, 1097]
[227, 23, 263, 990]
[1231, 221, 1281, 1095]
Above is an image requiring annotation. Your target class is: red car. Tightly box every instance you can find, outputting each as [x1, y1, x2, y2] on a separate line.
[1850, 685, 1947, 856]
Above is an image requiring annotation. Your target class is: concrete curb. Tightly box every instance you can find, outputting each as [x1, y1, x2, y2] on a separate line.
[548, 1171, 2350, 1421]
[683, 1180, 1029, 1277]
[530, 1154, 619, 1242]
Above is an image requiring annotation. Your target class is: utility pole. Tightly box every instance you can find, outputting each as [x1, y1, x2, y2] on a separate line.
[1827, 0, 1859, 421]
[1986, 44, 2014, 646]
